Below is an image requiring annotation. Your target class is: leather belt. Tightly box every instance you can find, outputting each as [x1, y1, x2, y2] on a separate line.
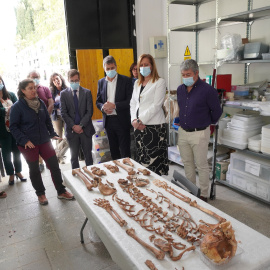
[106, 115, 117, 118]
[182, 127, 207, 132]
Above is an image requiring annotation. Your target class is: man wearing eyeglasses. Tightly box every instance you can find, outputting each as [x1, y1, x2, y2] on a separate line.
[60, 69, 95, 169]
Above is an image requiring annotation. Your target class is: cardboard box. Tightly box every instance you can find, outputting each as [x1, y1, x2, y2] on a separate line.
[216, 161, 230, 180]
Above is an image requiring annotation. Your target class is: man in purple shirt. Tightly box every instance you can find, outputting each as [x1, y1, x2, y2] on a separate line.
[28, 71, 54, 114]
[177, 59, 222, 202]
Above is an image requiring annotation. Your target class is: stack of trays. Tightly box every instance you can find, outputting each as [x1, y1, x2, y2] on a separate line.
[220, 113, 263, 150]
[261, 125, 270, 154]
[248, 134, 261, 152]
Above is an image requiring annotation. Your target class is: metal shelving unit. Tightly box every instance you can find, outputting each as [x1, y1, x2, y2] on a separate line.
[167, 1, 270, 145]
[167, 0, 270, 201]
[217, 102, 270, 202]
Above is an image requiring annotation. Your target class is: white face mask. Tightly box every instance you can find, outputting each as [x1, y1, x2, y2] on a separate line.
[0, 83, 4, 91]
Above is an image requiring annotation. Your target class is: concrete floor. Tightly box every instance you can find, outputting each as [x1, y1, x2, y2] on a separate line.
[0, 158, 270, 270]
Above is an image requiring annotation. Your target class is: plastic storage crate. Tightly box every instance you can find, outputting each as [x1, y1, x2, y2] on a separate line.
[168, 146, 183, 166]
[230, 169, 270, 202]
[230, 152, 270, 183]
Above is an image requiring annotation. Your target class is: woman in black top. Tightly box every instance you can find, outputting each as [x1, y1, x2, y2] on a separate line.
[0, 75, 26, 189]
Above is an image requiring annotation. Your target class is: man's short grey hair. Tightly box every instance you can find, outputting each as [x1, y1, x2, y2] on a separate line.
[27, 70, 40, 78]
[180, 59, 199, 73]
[103, 55, 117, 68]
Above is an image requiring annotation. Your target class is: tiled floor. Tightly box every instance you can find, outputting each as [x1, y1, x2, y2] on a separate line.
[0, 157, 270, 270]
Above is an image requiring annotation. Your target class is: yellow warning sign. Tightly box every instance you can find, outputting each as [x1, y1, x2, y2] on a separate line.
[184, 46, 191, 61]
[184, 46, 191, 56]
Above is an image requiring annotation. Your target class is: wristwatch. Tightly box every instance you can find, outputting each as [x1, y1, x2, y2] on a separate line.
[79, 123, 84, 128]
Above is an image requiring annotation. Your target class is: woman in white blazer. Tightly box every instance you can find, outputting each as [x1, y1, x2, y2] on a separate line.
[130, 54, 169, 175]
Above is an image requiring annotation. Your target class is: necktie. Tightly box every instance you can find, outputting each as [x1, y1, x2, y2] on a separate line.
[73, 90, 80, 125]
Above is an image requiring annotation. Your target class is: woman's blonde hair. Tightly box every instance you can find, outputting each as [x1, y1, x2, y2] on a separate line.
[137, 54, 160, 85]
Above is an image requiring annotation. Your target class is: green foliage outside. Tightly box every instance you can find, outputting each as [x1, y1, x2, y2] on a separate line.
[15, 0, 69, 67]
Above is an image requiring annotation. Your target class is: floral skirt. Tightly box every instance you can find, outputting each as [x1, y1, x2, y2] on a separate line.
[134, 124, 169, 176]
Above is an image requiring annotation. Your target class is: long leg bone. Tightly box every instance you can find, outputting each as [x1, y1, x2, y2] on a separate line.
[123, 158, 134, 167]
[82, 166, 100, 183]
[126, 228, 165, 260]
[94, 198, 127, 227]
[113, 160, 136, 175]
[153, 180, 226, 223]
[72, 169, 94, 190]
[138, 168, 151, 176]
[190, 201, 226, 223]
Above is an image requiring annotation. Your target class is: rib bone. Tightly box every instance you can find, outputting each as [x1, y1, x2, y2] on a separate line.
[126, 228, 165, 260]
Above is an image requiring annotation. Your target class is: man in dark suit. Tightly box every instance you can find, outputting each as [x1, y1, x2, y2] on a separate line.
[96, 55, 133, 160]
[61, 69, 95, 169]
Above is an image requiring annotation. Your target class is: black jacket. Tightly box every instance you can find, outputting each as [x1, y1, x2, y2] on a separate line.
[96, 74, 133, 129]
[10, 98, 57, 146]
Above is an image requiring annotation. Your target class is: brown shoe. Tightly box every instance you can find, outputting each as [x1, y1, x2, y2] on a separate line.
[200, 196, 208, 202]
[0, 191, 7, 198]
[57, 191, 74, 200]
[38, 195, 48, 205]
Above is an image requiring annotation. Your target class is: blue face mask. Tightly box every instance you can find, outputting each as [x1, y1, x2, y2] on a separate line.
[183, 76, 194, 87]
[0, 83, 4, 91]
[106, 69, 117, 79]
[33, 78, 40, 86]
[140, 66, 151, 77]
[70, 82, 80, 90]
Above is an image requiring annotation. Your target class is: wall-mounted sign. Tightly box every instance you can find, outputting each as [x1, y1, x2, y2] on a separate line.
[184, 45, 191, 60]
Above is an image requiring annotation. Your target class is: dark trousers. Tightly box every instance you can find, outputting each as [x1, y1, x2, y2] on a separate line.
[105, 116, 131, 160]
[18, 141, 66, 196]
[67, 132, 93, 169]
[0, 134, 22, 176]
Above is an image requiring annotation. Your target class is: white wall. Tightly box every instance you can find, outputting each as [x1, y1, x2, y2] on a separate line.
[135, 0, 270, 90]
[135, 0, 168, 85]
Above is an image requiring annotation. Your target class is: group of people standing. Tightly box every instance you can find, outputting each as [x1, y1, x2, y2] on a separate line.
[0, 55, 221, 203]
